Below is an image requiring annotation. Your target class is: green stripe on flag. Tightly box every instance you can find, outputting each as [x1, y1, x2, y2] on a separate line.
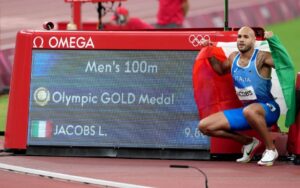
[31, 120, 52, 138]
[31, 120, 39, 137]
[267, 35, 296, 128]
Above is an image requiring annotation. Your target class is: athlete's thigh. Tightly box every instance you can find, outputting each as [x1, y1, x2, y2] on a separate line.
[243, 103, 265, 115]
[199, 111, 230, 131]
[244, 101, 280, 126]
[223, 107, 251, 131]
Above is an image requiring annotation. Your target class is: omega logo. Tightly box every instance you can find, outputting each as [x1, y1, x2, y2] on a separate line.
[33, 36, 44, 48]
[33, 36, 95, 49]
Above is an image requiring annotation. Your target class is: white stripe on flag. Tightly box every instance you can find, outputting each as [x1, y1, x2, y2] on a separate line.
[38, 121, 47, 138]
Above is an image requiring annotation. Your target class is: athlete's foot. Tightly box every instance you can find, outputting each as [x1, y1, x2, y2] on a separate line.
[236, 137, 260, 163]
[257, 149, 278, 166]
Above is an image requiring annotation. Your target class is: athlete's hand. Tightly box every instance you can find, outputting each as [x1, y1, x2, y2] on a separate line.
[200, 39, 213, 47]
[264, 31, 274, 39]
[182, 0, 189, 17]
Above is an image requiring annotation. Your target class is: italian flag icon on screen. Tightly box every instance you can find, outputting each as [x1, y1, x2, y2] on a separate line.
[31, 120, 53, 138]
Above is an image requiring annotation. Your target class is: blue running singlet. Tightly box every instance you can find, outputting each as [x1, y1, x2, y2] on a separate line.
[223, 49, 280, 130]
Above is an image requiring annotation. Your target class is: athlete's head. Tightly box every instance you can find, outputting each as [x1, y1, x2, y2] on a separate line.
[237, 26, 256, 53]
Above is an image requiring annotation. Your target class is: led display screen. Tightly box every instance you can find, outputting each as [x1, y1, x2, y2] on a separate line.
[27, 50, 209, 149]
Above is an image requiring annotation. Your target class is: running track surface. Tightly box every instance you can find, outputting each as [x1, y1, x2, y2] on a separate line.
[1, 136, 300, 188]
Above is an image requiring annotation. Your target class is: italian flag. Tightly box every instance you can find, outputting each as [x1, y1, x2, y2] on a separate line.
[266, 35, 296, 128]
[193, 35, 296, 128]
[31, 120, 53, 138]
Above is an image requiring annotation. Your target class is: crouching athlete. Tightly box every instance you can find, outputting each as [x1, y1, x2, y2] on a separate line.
[198, 26, 282, 166]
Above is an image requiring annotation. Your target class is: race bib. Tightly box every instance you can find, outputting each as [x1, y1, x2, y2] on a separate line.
[235, 86, 257, 101]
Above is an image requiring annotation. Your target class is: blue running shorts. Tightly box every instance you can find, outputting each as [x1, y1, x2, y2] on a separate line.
[223, 101, 280, 131]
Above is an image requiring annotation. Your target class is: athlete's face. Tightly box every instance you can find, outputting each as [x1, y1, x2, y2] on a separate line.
[237, 27, 256, 53]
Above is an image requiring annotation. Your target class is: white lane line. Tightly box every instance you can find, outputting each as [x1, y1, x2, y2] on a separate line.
[0, 163, 152, 188]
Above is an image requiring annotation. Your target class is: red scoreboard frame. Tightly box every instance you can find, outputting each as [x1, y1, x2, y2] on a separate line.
[5, 29, 266, 158]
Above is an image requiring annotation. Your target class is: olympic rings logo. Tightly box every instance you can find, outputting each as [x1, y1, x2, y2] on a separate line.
[188, 34, 211, 47]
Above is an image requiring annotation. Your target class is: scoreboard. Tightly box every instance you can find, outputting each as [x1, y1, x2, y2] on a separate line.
[5, 30, 239, 158]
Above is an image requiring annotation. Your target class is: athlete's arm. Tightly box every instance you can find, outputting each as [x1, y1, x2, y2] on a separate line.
[254, 31, 275, 79]
[262, 52, 275, 68]
[263, 31, 275, 68]
[255, 51, 274, 79]
[208, 52, 236, 75]
[182, 0, 189, 17]
[200, 38, 235, 75]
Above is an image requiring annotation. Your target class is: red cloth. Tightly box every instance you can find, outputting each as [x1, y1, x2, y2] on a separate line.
[104, 18, 154, 30]
[115, 7, 128, 16]
[157, 0, 185, 26]
[192, 46, 243, 119]
[111, 7, 129, 21]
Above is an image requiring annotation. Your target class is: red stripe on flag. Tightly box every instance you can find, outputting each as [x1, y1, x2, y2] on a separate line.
[46, 121, 53, 138]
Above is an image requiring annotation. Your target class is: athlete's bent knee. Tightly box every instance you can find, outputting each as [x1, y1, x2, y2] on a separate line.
[198, 120, 210, 136]
[243, 108, 254, 120]
[243, 106, 262, 121]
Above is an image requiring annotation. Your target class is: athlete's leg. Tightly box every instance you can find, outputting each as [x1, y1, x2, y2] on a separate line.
[198, 112, 252, 145]
[243, 103, 275, 150]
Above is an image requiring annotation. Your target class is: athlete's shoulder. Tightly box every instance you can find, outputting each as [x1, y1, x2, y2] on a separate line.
[257, 50, 274, 67]
[257, 49, 271, 55]
[228, 51, 239, 62]
[257, 50, 272, 60]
